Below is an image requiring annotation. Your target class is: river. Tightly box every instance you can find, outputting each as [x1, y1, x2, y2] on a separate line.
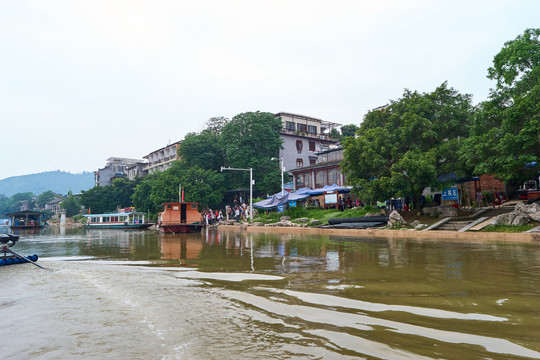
[2, 226, 540, 359]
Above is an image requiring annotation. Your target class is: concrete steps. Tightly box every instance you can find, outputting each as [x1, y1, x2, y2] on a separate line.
[427, 207, 514, 232]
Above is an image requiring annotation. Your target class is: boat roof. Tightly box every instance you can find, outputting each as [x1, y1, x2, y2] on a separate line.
[6, 210, 42, 216]
[84, 212, 146, 217]
[161, 201, 199, 205]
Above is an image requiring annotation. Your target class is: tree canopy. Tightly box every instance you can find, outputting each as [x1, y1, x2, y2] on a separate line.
[342, 82, 473, 207]
[132, 161, 224, 212]
[340, 124, 359, 139]
[80, 178, 140, 214]
[461, 28, 540, 186]
[36, 190, 58, 208]
[221, 111, 284, 195]
[61, 191, 81, 217]
[178, 117, 228, 172]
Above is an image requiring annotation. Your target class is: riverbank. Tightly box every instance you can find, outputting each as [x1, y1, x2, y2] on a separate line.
[217, 224, 540, 244]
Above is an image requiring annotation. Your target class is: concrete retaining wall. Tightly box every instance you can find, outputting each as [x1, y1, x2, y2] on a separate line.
[217, 225, 540, 244]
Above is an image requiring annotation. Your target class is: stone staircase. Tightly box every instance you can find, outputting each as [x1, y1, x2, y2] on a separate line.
[425, 206, 514, 232]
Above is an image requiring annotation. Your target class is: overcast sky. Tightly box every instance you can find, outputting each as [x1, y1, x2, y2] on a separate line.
[1, 1, 538, 180]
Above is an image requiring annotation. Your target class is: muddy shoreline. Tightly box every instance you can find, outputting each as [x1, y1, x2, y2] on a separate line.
[217, 224, 540, 244]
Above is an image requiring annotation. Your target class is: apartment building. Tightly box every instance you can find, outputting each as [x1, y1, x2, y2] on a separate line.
[275, 112, 341, 177]
[290, 146, 346, 190]
[143, 141, 182, 175]
[94, 157, 144, 186]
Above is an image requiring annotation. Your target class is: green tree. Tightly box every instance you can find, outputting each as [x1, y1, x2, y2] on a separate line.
[221, 111, 283, 195]
[61, 191, 81, 217]
[340, 124, 360, 138]
[342, 83, 473, 209]
[0, 194, 9, 216]
[329, 128, 341, 140]
[80, 186, 113, 214]
[36, 190, 57, 208]
[131, 174, 157, 213]
[80, 179, 139, 214]
[7, 192, 35, 213]
[132, 162, 224, 213]
[178, 117, 229, 172]
[179, 131, 225, 172]
[111, 178, 139, 208]
[461, 28, 540, 186]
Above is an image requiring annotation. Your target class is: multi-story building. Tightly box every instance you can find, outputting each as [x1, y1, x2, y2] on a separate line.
[275, 112, 341, 178]
[143, 141, 182, 175]
[45, 198, 63, 215]
[290, 146, 346, 190]
[94, 157, 144, 186]
[126, 161, 148, 180]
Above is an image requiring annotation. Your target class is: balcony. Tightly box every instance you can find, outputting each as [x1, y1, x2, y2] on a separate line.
[279, 128, 339, 141]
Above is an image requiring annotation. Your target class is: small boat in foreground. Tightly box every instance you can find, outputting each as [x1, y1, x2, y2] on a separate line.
[83, 209, 154, 229]
[0, 233, 40, 267]
[157, 202, 204, 233]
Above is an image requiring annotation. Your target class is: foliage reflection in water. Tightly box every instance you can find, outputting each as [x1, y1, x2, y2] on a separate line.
[2, 226, 540, 359]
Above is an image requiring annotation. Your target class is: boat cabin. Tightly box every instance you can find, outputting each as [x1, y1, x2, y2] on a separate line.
[158, 202, 202, 226]
[6, 210, 44, 229]
[83, 210, 153, 229]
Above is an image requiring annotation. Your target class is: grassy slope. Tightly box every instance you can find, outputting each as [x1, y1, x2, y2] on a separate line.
[254, 206, 381, 225]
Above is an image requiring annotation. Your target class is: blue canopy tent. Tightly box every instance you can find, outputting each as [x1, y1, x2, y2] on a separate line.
[294, 187, 313, 195]
[308, 184, 352, 196]
[253, 191, 311, 209]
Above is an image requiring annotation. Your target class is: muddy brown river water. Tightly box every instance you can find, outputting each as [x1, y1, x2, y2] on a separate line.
[2, 226, 540, 359]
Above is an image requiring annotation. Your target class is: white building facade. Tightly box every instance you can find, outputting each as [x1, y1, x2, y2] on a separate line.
[94, 157, 144, 186]
[143, 141, 182, 175]
[275, 112, 341, 178]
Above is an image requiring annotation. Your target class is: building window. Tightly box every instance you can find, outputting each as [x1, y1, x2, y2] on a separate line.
[296, 140, 303, 153]
[297, 123, 307, 133]
[309, 141, 315, 151]
[310, 158, 316, 165]
[328, 168, 340, 184]
[308, 125, 317, 135]
[286, 121, 295, 131]
[296, 174, 304, 187]
[305, 173, 312, 187]
[296, 158, 304, 168]
[315, 170, 327, 188]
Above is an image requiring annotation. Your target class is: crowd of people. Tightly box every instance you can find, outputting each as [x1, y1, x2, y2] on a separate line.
[201, 209, 223, 225]
[202, 197, 250, 225]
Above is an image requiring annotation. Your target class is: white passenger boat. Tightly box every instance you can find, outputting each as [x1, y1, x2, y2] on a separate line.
[83, 210, 153, 229]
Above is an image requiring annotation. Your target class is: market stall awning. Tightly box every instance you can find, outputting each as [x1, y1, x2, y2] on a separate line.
[294, 187, 313, 195]
[253, 191, 310, 209]
[309, 184, 352, 196]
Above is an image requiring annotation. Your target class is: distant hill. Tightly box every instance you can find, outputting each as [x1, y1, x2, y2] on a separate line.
[0, 171, 95, 197]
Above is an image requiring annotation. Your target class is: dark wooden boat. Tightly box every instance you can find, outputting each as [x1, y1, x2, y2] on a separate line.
[324, 216, 388, 229]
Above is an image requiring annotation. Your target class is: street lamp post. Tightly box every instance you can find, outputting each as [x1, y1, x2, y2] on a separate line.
[221, 166, 253, 222]
[271, 157, 285, 196]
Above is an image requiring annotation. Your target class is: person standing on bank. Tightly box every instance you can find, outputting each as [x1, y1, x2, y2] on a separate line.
[493, 188, 502, 209]
[475, 188, 483, 207]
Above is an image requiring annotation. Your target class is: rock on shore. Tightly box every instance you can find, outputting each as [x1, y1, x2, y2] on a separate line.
[490, 203, 540, 226]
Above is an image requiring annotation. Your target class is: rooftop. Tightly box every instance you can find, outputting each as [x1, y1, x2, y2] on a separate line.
[275, 111, 342, 129]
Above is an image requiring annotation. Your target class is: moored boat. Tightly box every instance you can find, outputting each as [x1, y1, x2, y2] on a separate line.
[6, 210, 46, 229]
[83, 209, 154, 229]
[157, 202, 204, 233]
